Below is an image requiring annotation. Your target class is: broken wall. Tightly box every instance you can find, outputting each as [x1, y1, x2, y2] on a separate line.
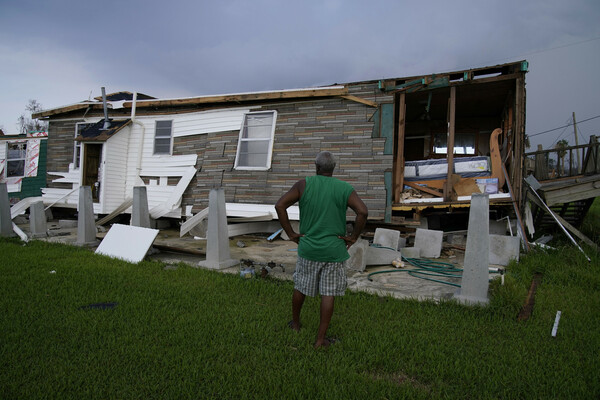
[176, 85, 393, 219]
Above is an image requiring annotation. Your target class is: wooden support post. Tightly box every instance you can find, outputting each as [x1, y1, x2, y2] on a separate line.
[512, 76, 525, 206]
[394, 93, 406, 203]
[444, 86, 456, 201]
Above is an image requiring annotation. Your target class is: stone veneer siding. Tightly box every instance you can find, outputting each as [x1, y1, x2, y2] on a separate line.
[175, 83, 394, 220]
[46, 120, 79, 189]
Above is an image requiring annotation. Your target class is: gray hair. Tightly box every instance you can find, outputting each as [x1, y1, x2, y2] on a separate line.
[315, 151, 336, 173]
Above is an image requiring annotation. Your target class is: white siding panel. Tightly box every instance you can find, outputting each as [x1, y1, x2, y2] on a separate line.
[172, 109, 250, 137]
[101, 128, 131, 213]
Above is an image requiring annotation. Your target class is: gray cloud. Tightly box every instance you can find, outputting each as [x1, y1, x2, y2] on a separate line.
[1, 0, 599, 148]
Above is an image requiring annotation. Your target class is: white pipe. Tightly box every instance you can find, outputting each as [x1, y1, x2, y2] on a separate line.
[551, 311, 562, 337]
[130, 92, 146, 183]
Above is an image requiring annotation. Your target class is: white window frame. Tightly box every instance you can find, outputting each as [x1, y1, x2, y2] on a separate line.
[6, 141, 27, 178]
[153, 120, 173, 155]
[74, 122, 93, 169]
[234, 111, 277, 171]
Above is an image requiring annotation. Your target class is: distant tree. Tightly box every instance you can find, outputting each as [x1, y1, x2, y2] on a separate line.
[17, 99, 48, 134]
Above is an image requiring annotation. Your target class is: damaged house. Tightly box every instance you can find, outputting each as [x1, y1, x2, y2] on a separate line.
[0, 131, 48, 203]
[32, 61, 530, 230]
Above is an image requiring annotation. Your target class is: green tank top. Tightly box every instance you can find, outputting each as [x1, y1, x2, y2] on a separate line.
[298, 175, 354, 262]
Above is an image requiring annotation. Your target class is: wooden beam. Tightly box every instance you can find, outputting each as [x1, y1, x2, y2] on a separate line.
[403, 181, 443, 197]
[513, 75, 526, 206]
[123, 87, 348, 108]
[341, 95, 378, 108]
[444, 86, 456, 201]
[33, 103, 100, 118]
[394, 93, 406, 203]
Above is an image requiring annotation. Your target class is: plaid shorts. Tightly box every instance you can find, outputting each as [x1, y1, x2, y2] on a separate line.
[293, 256, 347, 297]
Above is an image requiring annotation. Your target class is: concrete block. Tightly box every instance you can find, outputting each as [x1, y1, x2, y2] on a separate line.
[29, 201, 47, 238]
[0, 183, 14, 237]
[76, 186, 98, 246]
[347, 239, 369, 272]
[454, 193, 490, 306]
[489, 220, 507, 235]
[366, 245, 402, 266]
[489, 234, 520, 266]
[373, 228, 401, 250]
[398, 236, 407, 249]
[401, 247, 421, 259]
[414, 228, 443, 258]
[198, 188, 238, 270]
[59, 219, 78, 228]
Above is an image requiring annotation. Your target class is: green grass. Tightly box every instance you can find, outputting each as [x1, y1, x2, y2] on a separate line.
[1, 234, 599, 399]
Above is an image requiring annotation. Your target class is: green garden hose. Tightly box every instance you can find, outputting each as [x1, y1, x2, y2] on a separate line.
[367, 256, 463, 287]
[366, 244, 464, 287]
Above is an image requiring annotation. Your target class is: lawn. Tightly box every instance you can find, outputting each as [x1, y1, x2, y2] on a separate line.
[1, 212, 599, 398]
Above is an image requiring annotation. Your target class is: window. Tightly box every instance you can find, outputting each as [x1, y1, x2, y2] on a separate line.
[74, 123, 92, 168]
[234, 111, 277, 170]
[154, 120, 173, 154]
[433, 132, 475, 155]
[7, 141, 27, 177]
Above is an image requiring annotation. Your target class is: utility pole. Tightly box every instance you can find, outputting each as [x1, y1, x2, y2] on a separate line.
[573, 112, 581, 173]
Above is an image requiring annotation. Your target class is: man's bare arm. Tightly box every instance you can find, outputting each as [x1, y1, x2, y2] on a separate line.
[339, 191, 368, 248]
[275, 180, 305, 244]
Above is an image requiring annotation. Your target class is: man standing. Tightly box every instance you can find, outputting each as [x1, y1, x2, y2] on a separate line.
[275, 151, 368, 348]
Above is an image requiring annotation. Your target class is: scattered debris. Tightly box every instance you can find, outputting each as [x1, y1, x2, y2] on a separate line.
[79, 302, 118, 310]
[236, 240, 246, 248]
[551, 311, 562, 337]
[517, 273, 543, 321]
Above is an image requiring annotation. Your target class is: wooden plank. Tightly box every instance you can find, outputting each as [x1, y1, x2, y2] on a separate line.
[542, 179, 600, 206]
[403, 181, 443, 197]
[341, 95, 378, 108]
[517, 273, 542, 321]
[32, 103, 101, 118]
[123, 87, 348, 108]
[444, 87, 456, 201]
[513, 75, 525, 205]
[393, 93, 406, 203]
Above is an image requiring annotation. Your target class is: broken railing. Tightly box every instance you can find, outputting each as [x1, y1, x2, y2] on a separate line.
[524, 135, 599, 181]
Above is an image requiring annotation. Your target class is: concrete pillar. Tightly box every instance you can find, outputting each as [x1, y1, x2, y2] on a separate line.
[454, 193, 490, 306]
[197, 188, 238, 270]
[29, 201, 47, 238]
[76, 186, 97, 245]
[0, 183, 14, 237]
[131, 186, 151, 228]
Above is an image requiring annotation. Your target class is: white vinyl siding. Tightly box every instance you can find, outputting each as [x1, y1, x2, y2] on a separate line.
[172, 108, 251, 137]
[101, 128, 131, 212]
[154, 120, 173, 154]
[234, 111, 277, 170]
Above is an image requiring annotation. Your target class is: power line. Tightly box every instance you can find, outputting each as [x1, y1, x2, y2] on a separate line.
[529, 115, 600, 137]
[455, 36, 600, 72]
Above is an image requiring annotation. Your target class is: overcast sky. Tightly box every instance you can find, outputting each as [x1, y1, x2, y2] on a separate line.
[1, 0, 599, 150]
